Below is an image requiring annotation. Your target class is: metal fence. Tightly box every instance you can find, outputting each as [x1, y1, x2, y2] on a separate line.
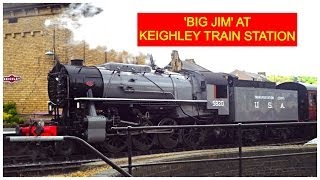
[7, 136, 132, 177]
[112, 121, 317, 176]
[6, 121, 317, 177]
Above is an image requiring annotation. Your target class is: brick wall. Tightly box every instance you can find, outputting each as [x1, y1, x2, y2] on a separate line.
[3, 4, 106, 114]
[97, 145, 316, 177]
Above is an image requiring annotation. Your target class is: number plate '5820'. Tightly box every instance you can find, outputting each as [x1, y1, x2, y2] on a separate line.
[212, 100, 224, 106]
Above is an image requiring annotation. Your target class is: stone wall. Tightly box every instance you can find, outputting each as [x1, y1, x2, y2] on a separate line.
[3, 4, 106, 114]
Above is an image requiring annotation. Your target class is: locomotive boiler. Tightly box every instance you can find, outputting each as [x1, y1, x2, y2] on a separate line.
[17, 57, 316, 153]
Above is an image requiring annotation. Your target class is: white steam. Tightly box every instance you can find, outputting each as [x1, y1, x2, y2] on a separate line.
[45, 3, 106, 47]
[45, 3, 103, 29]
[43, 2, 164, 66]
[45, 3, 133, 48]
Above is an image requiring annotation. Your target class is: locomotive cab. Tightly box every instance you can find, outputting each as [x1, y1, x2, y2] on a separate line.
[203, 72, 230, 116]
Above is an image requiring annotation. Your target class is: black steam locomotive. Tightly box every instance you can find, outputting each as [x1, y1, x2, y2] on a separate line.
[17, 58, 317, 153]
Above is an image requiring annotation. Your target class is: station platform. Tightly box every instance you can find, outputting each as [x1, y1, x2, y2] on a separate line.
[84, 144, 316, 177]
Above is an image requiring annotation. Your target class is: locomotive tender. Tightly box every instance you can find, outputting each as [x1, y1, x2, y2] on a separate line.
[17, 58, 316, 153]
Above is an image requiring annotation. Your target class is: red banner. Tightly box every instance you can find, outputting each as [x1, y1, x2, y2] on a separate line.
[137, 13, 297, 46]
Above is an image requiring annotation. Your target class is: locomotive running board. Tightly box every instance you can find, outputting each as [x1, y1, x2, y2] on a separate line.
[143, 129, 174, 134]
[74, 97, 207, 103]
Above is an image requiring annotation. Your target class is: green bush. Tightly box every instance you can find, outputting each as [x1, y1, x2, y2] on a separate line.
[3, 102, 24, 128]
[4, 101, 17, 112]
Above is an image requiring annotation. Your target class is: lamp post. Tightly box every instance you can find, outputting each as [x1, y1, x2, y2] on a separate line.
[45, 50, 55, 63]
[83, 40, 86, 64]
[105, 47, 107, 63]
[45, 25, 57, 65]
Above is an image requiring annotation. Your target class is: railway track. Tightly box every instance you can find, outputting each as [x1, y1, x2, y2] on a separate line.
[3, 158, 101, 177]
[3, 126, 312, 177]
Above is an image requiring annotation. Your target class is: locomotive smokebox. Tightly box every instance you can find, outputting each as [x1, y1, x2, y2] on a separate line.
[48, 62, 103, 107]
[70, 59, 84, 66]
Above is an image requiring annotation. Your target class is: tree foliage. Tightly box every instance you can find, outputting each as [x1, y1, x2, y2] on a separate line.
[105, 49, 147, 64]
[3, 102, 24, 128]
[267, 75, 317, 85]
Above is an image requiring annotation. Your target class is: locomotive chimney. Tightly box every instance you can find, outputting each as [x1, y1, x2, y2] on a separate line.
[70, 59, 84, 66]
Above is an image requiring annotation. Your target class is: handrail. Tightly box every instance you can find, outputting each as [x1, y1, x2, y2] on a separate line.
[6, 136, 132, 177]
[114, 121, 316, 176]
[119, 151, 317, 168]
[112, 121, 316, 131]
